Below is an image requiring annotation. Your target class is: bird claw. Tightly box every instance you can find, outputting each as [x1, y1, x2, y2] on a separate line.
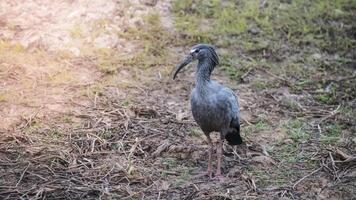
[194, 171, 226, 182]
[213, 174, 225, 182]
[194, 170, 212, 179]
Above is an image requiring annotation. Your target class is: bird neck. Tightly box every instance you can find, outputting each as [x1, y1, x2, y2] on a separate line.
[195, 59, 215, 94]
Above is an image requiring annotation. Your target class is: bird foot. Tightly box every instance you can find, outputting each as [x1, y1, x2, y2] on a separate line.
[213, 174, 225, 182]
[194, 170, 212, 179]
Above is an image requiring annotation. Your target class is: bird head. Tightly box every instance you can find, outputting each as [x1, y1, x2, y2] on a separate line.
[173, 44, 219, 80]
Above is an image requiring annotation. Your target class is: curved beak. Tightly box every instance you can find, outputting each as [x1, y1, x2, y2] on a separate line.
[173, 54, 194, 80]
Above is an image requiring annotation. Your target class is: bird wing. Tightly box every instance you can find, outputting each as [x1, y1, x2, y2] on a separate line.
[219, 87, 240, 126]
[213, 85, 242, 145]
[209, 81, 239, 122]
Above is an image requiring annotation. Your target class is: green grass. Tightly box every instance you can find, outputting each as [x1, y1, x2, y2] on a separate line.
[244, 120, 270, 136]
[120, 12, 172, 69]
[161, 157, 178, 169]
[271, 119, 317, 165]
[320, 124, 343, 145]
[220, 54, 252, 79]
[173, 0, 356, 49]
[173, 168, 193, 187]
[281, 119, 311, 143]
[251, 168, 293, 187]
[60, 115, 74, 123]
[172, 0, 356, 104]
[189, 128, 203, 138]
[93, 48, 118, 74]
[340, 106, 356, 120]
[251, 79, 268, 91]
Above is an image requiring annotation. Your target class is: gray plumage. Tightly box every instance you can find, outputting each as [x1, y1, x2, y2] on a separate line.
[173, 44, 242, 179]
[174, 44, 242, 145]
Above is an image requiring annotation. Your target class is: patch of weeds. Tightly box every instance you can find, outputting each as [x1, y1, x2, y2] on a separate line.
[70, 25, 84, 38]
[275, 141, 316, 165]
[23, 120, 43, 134]
[121, 98, 133, 108]
[283, 63, 310, 79]
[340, 106, 356, 122]
[285, 100, 302, 112]
[173, 0, 267, 44]
[161, 157, 178, 169]
[122, 12, 172, 68]
[243, 39, 270, 53]
[274, 119, 318, 165]
[314, 82, 338, 103]
[281, 119, 311, 143]
[250, 169, 269, 187]
[49, 130, 63, 139]
[295, 78, 313, 90]
[245, 120, 269, 136]
[255, 120, 269, 130]
[57, 50, 75, 61]
[276, 142, 299, 163]
[61, 115, 73, 123]
[172, 0, 356, 96]
[189, 128, 202, 138]
[220, 54, 252, 79]
[0, 40, 24, 53]
[159, 158, 193, 185]
[220, 54, 240, 78]
[90, 18, 112, 38]
[99, 131, 115, 140]
[320, 124, 343, 145]
[85, 83, 105, 98]
[172, 0, 214, 44]
[251, 78, 268, 91]
[93, 48, 118, 74]
[314, 93, 332, 104]
[173, 168, 193, 187]
[47, 70, 74, 85]
[314, 79, 355, 105]
[273, 0, 355, 52]
[249, 168, 290, 187]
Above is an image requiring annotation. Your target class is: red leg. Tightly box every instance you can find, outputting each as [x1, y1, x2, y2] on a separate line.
[215, 139, 225, 181]
[206, 135, 213, 179]
[194, 134, 213, 179]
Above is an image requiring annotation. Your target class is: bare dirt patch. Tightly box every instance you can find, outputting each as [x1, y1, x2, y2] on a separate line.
[0, 0, 150, 130]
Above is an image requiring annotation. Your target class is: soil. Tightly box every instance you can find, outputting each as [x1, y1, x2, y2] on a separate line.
[0, 1, 355, 200]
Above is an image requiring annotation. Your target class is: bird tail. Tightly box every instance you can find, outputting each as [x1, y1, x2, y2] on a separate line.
[225, 124, 243, 145]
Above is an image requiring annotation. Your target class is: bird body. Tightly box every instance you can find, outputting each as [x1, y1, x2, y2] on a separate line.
[191, 80, 241, 145]
[173, 44, 243, 180]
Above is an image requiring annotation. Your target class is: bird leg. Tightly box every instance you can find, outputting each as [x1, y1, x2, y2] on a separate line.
[206, 135, 213, 179]
[215, 139, 225, 181]
[194, 134, 213, 179]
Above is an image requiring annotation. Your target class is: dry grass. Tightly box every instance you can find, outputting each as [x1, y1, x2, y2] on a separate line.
[1, 84, 355, 199]
[0, 0, 355, 199]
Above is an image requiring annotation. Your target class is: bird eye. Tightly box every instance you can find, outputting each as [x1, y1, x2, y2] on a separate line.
[194, 49, 200, 53]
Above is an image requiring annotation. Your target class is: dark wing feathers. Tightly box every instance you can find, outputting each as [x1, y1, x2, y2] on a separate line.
[225, 119, 243, 145]
[220, 87, 243, 145]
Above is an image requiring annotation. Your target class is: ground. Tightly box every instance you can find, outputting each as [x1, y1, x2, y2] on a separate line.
[0, 0, 355, 199]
